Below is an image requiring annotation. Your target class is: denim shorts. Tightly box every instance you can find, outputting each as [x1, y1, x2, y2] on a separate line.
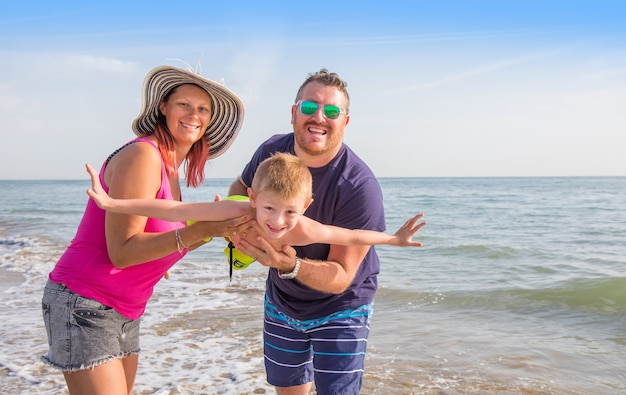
[41, 280, 141, 371]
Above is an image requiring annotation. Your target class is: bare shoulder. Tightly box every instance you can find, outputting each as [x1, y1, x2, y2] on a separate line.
[109, 140, 161, 167]
[105, 140, 163, 198]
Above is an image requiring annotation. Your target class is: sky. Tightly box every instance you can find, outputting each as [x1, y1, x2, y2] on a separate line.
[1, 1, 625, 179]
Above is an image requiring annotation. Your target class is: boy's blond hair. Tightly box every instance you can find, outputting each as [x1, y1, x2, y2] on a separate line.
[251, 153, 312, 202]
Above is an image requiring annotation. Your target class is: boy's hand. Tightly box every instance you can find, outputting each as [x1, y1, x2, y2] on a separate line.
[393, 213, 427, 246]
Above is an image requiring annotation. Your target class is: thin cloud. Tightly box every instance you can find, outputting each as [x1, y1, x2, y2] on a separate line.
[385, 45, 579, 95]
[290, 27, 592, 48]
[583, 67, 626, 81]
[0, 84, 23, 111]
[0, 50, 137, 74]
[0, 6, 111, 26]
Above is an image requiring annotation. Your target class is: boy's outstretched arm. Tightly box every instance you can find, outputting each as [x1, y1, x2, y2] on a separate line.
[289, 213, 427, 247]
[85, 163, 251, 222]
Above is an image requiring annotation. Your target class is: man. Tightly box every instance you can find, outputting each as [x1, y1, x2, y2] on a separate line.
[230, 69, 385, 395]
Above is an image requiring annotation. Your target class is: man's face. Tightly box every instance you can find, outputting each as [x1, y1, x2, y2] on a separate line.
[291, 82, 350, 163]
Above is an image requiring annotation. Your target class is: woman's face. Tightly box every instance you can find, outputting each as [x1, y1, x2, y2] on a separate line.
[159, 84, 212, 146]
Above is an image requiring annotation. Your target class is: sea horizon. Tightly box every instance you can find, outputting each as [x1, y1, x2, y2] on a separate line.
[1, 174, 625, 182]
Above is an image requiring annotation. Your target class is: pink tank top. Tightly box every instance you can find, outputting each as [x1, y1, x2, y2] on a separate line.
[49, 138, 186, 319]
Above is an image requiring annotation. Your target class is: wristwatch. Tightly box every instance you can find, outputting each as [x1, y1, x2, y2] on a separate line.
[279, 257, 301, 280]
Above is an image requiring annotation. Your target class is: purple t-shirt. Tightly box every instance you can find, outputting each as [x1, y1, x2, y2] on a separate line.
[240, 133, 385, 320]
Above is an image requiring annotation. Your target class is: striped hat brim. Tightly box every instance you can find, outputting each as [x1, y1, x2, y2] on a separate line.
[132, 66, 244, 160]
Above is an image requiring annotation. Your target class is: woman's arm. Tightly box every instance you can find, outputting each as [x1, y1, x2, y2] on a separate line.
[101, 143, 177, 268]
[95, 143, 254, 269]
[287, 214, 427, 247]
[86, 163, 250, 222]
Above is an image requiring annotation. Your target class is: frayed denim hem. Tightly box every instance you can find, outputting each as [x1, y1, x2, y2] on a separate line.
[41, 350, 140, 372]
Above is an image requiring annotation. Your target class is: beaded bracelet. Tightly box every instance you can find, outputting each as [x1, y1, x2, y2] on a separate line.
[175, 228, 188, 254]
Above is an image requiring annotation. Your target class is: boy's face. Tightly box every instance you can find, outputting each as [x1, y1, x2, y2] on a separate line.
[249, 189, 312, 240]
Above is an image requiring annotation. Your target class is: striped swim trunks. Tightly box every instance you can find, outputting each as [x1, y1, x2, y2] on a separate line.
[263, 296, 373, 394]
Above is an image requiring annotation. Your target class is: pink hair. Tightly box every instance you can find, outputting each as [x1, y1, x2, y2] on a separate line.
[153, 121, 208, 188]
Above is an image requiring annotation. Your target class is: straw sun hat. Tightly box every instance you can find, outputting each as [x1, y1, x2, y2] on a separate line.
[132, 65, 244, 159]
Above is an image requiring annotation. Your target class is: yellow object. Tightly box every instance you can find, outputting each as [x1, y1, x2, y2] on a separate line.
[224, 245, 256, 270]
[186, 220, 212, 243]
[222, 195, 255, 270]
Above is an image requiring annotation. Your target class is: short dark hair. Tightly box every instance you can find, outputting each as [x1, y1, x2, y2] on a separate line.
[295, 69, 350, 112]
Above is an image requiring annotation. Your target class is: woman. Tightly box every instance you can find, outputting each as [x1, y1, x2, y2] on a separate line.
[41, 65, 247, 395]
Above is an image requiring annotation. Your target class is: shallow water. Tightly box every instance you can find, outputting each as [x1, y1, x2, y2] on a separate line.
[1, 177, 625, 394]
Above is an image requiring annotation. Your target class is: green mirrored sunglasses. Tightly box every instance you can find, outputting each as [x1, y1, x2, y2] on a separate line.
[297, 100, 346, 120]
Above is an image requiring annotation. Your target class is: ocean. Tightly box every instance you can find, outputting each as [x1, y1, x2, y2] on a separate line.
[0, 177, 624, 394]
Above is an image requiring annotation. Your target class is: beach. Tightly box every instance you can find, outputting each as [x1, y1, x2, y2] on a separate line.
[1, 266, 23, 291]
[1, 177, 625, 394]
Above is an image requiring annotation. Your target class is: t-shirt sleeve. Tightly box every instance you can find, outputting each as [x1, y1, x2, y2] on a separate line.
[240, 134, 292, 187]
[240, 151, 263, 188]
[332, 176, 385, 233]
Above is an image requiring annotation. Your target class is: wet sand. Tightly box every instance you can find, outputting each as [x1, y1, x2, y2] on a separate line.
[0, 267, 24, 292]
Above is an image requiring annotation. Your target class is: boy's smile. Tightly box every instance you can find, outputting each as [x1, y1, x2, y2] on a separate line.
[249, 190, 310, 240]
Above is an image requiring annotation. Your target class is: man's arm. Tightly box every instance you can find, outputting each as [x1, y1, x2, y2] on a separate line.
[299, 245, 370, 294]
[229, 176, 249, 196]
[235, 236, 370, 294]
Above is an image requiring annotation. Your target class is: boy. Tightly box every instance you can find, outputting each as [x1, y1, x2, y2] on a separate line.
[86, 153, 426, 255]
